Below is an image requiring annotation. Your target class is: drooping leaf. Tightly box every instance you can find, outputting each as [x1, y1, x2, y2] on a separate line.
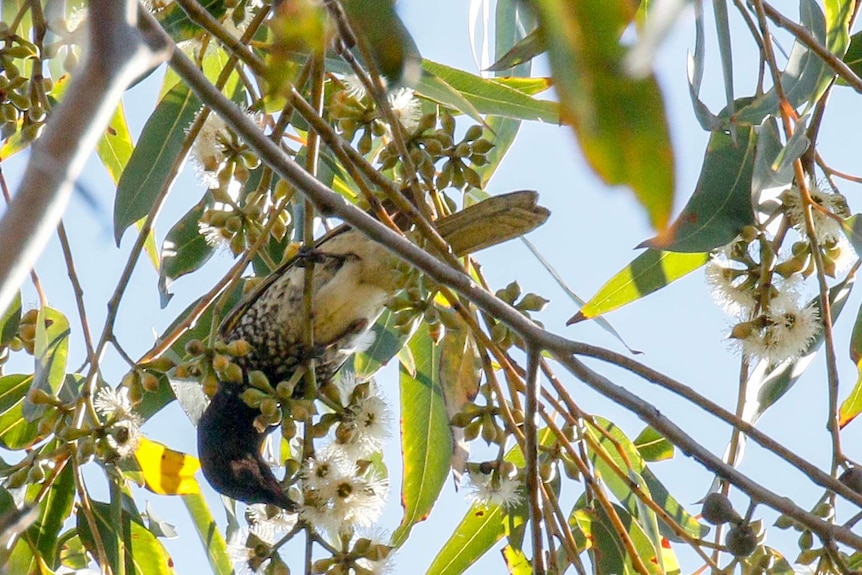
[475, 0, 537, 187]
[114, 82, 200, 244]
[134, 437, 202, 496]
[0, 291, 21, 347]
[420, 61, 559, 123]
[487, 29, 544, 72]
[77, 500, 174, 575]
[732, 0, 851, 124]
[531, 0, 674, 230]
[342, 0, 422, 86]
[645, 126, 756, 252]
[841, 30, 862, 80]
[839, 294, 862, 427]
[23, 307, 70, 422]
[586, 417, 707, 541]
[571, 502, 663, 575]
[686, 0, 722, 131]
[96, 101, 135, 186]
[501, 545, 532, 575]
[522, 238, 640, 353]
[182, 492, 233, 575]
[392, 324, 452, 546]
[159, 198, 215, 304]
[351, 310, 411, 381]
[425, 503, 507, 575]
[438, 312, 481, 476]
[752, 118, 809, 197]
[569, 249, 709, 323]
[155, 0, 228, 43]
[634, 425, 674, 462]
[8, 461, 75, 574]
[145, 502, 178, 539]
[0, 374, 40, 449]
[842, 214, 862, 257]
[95, 101, 160, 271]
[712, 0, 736, 128]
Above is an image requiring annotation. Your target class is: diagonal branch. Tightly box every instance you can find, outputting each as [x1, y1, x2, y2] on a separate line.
[0, 0, 170, 314]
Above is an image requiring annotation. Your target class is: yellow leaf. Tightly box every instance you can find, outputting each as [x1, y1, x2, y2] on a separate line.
[134, 437, 201, 495]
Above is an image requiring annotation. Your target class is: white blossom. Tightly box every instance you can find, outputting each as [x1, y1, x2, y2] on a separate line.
[191, 113, 230, 180]
[300, 445, 388, 536]
[335, 374, 391, 459]
[466, 470, 523, 510]
[387, 88, 422, 132]
[705, 257, 757, 319]
[783, 179, 849, 245]
[739, 297, 820, 365]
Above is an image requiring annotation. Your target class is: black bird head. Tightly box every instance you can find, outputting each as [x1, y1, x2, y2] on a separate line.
[197, 385, 296, 511]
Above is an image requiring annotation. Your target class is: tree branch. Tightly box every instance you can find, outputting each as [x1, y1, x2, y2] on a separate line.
[0, 1, 169, 313]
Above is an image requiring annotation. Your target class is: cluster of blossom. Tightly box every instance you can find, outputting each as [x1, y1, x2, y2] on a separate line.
[93, 386, 142, 459]
[230, 373, 394, 574]
[341, 74, 424, 134]
[465, 461, 524, 510]
[706, 180, 854, 366]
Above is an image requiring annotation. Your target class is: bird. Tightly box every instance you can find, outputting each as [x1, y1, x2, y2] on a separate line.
[197, 190, 549, 510]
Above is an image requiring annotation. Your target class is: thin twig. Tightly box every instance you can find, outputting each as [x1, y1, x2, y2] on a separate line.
[524, 345, 544, 574]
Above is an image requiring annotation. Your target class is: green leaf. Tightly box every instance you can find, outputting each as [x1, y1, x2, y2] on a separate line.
[839, 292, 862, 428]
[159, 198, 215, 304]
[351, 310, 411, 381]
[570, 249, 709, 322]
[23, 307, 70, 422]
[420, 61, 558, 123]
[438, 314, 481, 419]
[342, 0, 422, 86]
[113, 82, 200, 244]
[7, 461, 75, 574]
[712, 0, 736, 128]
[586, 417, 707, 542]
[571, 502, 662, 575]
[77, 500, 174, 575]
[842, 214, 862, 256]
[95, 100, 161, 271]
[752, 117, 808, 195]
[425, 504, 507, 575]
[645, 126, 756, 252]
[634, 425, 674, 462]
[0, 291, 21, 347]
[183, 492, 233, 575]
[501, 545, 532, 575]
[733, 0, 850, 124]
[155, 0, 228, 42]
[687, 2, 721, 130]
[0, 374, 40, 449]
[438, 312, 481, 474]
[487, 29, 544, 72]
[842, 30, 862, 81]
[96, 101, 135, 185]
[392, 323, 452, 546]
[531, 0, 674, 230]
